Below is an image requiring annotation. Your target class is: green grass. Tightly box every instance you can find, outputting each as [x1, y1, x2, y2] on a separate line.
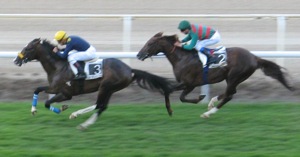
[0, 102, 299, 157]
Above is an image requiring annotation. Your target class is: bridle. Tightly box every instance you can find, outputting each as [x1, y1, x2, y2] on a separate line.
[17, 39, 41, 63]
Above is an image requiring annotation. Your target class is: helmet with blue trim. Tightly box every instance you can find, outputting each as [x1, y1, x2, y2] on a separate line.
[54, 31, 68, 41]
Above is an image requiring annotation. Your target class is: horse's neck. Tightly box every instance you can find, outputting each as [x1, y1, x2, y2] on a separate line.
[38, 50, 68, 76]
[165, 49, 203, 79]
[165, 49, 196, 68]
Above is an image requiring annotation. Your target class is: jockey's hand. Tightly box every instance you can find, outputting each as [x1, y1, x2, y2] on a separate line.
[174, 41, 182, 47]
[53, 47, 59, 53]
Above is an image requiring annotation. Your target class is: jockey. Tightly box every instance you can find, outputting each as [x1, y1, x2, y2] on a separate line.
[174, 20, 221, 65]
[53, 31, 97, 80]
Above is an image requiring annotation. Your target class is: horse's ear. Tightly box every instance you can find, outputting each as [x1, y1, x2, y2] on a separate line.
[40, 38, 44, 44]
[154, 32, 163, 37]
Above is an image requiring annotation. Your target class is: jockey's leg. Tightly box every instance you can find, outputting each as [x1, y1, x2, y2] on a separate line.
[200, 47, 216, 64]
[68, 48, 96, 80]
[72, 61, 86, 80]
[196, 32, 221, 65]
[68, 56, 86, 80]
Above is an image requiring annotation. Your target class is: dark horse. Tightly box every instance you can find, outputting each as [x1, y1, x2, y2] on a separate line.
[137, 32, 294, 118]
[14, 38, 174, 129]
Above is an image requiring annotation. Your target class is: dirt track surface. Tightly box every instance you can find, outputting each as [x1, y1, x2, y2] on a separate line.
[0, 0, 299, 104]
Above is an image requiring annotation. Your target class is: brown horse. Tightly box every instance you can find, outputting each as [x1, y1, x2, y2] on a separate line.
[14, 38, 174, 129]
[137, 32, 294, 118]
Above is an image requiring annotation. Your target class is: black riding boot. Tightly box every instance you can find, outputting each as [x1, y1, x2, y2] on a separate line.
[73, 62, 86, 80]
[202, 49, 217, 65]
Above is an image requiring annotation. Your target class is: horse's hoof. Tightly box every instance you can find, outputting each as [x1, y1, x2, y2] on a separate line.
[69, 114, 77, 119]
[167, 110, 173, 117]
[31, 110, 37, 116]
[61, 105, 69, 111]
[200, 113, 209, 119]
[77, 124, 87, 131]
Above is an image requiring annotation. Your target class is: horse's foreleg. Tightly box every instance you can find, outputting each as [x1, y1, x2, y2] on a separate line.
[45, 92, 72, 114]
[31, 86, 49, 115]
[69, 105, 96, 119]
[180, 87, 205, 104]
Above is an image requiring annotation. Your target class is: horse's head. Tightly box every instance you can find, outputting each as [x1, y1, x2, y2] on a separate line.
[14, 38, 42, 66]
[137, 32, 179, 61]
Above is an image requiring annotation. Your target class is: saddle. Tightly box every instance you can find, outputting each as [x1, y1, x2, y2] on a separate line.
[198, 46, 227, 68]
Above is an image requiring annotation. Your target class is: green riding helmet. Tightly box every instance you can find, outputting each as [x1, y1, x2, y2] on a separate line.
[178, 20, 191, 30]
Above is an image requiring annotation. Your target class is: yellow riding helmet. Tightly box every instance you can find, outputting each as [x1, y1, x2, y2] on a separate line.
[54, 31, 68, 41]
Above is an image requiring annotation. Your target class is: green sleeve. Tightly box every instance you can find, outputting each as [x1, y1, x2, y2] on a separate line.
[182, 32, 198, 50]
[181, 34, 191, 43]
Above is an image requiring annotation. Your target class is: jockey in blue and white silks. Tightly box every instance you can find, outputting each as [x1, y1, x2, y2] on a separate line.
[53, 31, 97, 80]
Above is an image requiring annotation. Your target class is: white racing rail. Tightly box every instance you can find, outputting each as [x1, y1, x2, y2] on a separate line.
[1, 51, 300, 58]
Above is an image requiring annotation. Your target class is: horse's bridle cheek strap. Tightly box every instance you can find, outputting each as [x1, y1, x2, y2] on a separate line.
[18, 52, 24, 59]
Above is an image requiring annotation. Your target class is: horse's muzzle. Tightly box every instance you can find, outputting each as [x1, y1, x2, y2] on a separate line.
[136, 52, 148, 61]
[13, 57, 23, 66]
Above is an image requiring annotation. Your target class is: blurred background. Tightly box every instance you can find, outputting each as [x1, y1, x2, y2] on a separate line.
[0, 0, 299, 103]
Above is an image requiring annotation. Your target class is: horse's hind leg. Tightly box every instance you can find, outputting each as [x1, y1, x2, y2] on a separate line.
[164, 93, 173, 116]
[207, 95, 220, 110]
[201, 68, 256, 118]
[78, 87, 113, 130]
[69, 104, 96, 119]
[201, 87, 235, 118]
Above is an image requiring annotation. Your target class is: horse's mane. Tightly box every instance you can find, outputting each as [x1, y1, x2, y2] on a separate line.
[40, 39, 66, 61]
[41, 39, 55, 49]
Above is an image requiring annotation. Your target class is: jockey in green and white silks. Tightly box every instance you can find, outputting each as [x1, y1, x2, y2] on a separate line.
[175, 20, 221, 65]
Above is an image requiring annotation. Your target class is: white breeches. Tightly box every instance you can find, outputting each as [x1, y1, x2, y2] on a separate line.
[194, 31, 221, 51]
[68, 46, 97, 64]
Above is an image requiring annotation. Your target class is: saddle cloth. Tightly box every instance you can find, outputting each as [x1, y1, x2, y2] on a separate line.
[83, 59, 103, 80]
[198, 46, 227, 68]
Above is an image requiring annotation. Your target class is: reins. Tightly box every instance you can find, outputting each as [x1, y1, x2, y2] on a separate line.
[170, 46, 176, 53]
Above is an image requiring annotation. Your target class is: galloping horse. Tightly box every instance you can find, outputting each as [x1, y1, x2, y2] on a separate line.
[137, 32, 294, 118]
[14, 38, 174, 129]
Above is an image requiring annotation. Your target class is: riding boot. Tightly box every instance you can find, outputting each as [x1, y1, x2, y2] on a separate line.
[201, 49, 217, 65]
[73, 62, 86, 80]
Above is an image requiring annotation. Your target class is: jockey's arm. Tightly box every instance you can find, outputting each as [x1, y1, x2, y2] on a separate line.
[56, 42, 74, 59]
[181, 34, 191, 43]
[182, 32, 198, 50]
[56, 50, 68, 59]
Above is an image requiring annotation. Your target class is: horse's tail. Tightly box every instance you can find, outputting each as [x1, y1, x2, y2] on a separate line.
[131, 69, 175, 95]
[257, 57, 295, 91]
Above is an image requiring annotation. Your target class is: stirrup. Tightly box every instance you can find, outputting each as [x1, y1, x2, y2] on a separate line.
[73, 73, 86, 80]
